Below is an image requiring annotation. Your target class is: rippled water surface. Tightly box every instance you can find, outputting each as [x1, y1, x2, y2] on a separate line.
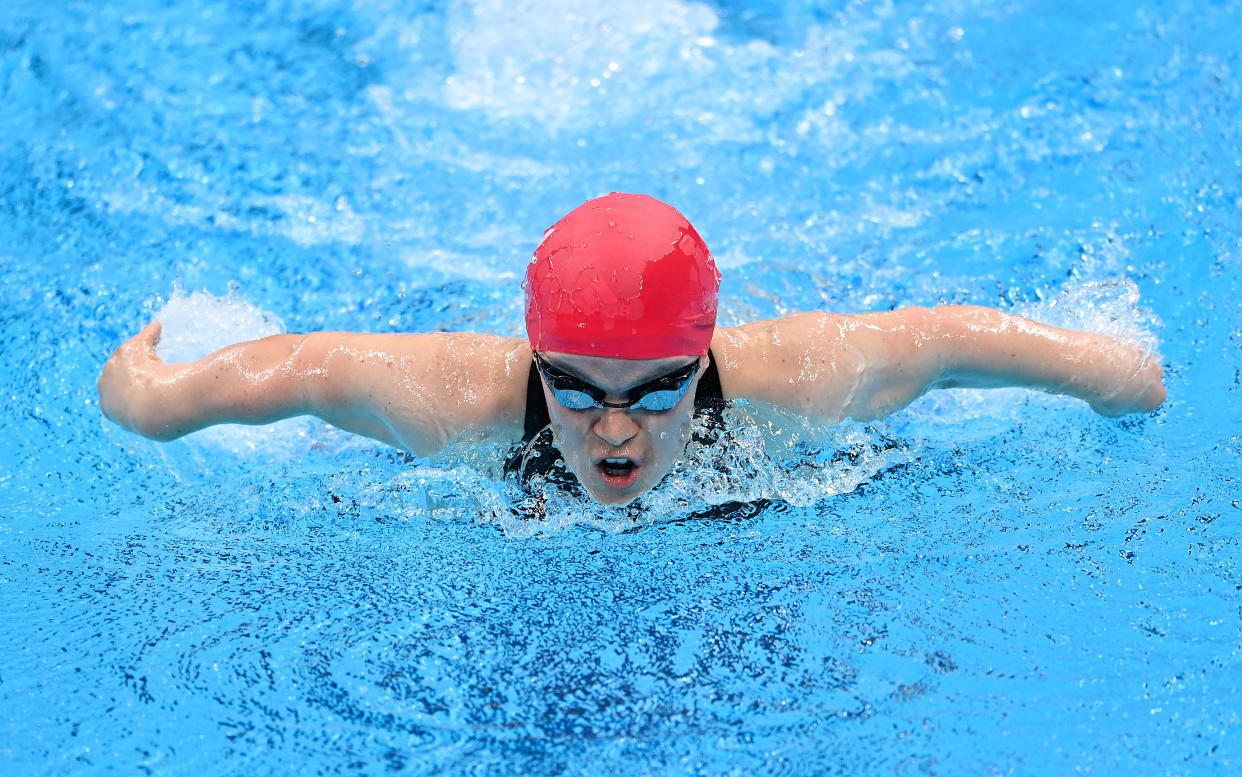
[3, 0, 1240, 774]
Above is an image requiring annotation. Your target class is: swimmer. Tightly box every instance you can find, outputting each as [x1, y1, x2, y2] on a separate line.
[98, 193, 1166, 505]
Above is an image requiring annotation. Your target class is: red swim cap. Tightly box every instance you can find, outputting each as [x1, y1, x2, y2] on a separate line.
[524, 193, 720, 359]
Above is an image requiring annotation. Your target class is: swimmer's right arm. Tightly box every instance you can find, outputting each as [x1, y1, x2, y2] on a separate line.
[97, 321, 530, 455]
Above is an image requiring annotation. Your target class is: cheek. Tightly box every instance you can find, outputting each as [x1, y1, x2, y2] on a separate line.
[654, 413, 694, 455]
[542, 390, 580, 438]
[549, 417, 575, 447]
[546, 408, 589, 458]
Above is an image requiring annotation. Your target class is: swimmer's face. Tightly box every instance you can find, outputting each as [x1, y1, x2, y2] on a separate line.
[537, 352, 707, 505]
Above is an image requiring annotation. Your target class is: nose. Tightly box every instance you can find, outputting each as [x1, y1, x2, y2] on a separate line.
[593, 408, 640, 447]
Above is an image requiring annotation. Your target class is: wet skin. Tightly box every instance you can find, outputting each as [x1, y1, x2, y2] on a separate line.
[98, 308, 1166, 508]
[536, 351, 708, 505]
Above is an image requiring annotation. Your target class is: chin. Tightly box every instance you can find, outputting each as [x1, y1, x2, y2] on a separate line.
[583, 481, 648, 506]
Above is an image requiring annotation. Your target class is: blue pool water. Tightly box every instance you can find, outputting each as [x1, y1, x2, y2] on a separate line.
[3, 0, 1240, 774]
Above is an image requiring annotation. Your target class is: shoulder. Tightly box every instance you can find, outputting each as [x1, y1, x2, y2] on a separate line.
[387, 332, 532, 419]
[710, 313, 845, 385]
[710, 313, 846, 413]
[711, 308, 942, 374]
[423, 334, 532, 440]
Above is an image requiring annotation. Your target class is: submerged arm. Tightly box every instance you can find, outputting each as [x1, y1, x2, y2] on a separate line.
[715, 306, 1165, 422]
[98, 322, 528, 455]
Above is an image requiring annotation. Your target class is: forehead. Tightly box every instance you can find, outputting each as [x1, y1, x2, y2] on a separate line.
[541, 351, 697, 390]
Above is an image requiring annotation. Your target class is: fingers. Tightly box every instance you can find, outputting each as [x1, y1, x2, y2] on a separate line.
[123, 320, 165, 364]
[139, 319, 163, 347]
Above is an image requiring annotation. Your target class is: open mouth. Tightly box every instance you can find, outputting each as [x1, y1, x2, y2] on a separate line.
[596, 457, 641, 489]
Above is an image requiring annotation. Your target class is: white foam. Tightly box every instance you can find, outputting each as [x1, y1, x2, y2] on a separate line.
[155, 285, 286, 363]
[422, 406, 909, 538]
[442, 0, 723, 123]
[1016, 277, 1161, 354]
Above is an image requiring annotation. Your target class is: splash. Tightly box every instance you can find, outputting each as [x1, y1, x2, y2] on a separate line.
[139, 273, 1161, 528]
[901, 275, 1164, 432]
[150, 286, 319, 462]
[154, 284, 286, 363]
[428, 405, 912, 538]
[1016, 277, 1161, 355]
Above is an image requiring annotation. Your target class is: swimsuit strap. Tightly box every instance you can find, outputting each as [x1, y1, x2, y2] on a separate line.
[521, 358, 551, 441]
[695, 349, 725, 411]
[519, 350, 723, 445]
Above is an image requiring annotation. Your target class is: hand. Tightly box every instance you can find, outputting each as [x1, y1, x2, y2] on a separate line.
[98, 321, 173, 437]
[1088, 347, 1167, 417]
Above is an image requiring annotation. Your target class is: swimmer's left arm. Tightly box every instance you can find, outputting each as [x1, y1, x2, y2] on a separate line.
[715, 306, 1165, 421]
[922, 305, 1166, 417]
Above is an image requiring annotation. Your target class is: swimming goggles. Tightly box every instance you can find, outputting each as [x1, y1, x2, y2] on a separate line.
[534, 353, 700, 412]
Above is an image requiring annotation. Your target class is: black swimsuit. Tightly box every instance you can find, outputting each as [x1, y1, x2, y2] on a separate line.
[503, 351, 727, 491]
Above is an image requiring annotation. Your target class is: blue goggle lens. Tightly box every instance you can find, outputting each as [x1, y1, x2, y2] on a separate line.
[537, 356, 699, 413]
[551, 388, 601, 411]
[629, 388, 684, 412]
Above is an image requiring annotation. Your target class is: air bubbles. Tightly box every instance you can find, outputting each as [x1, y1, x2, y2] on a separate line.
[645, 408, 910, 512]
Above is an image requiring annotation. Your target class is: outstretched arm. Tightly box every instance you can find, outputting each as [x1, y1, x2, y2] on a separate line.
[98, 321, 530, 455]
[713, 306, 1166, 422]
[929, 306, 1165, 416]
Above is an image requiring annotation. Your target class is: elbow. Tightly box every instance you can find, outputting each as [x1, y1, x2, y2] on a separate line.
[929, 304, 1005, 337]
[137, 426, 184, 443]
